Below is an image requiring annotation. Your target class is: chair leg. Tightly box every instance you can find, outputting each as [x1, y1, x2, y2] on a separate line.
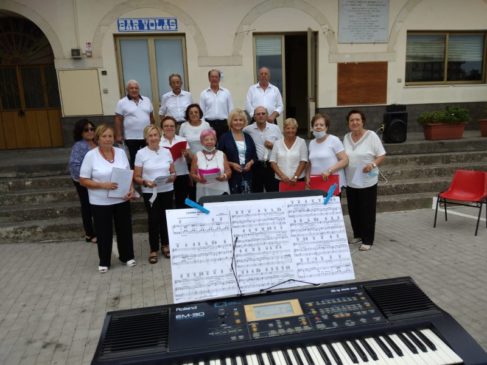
[444, 201, 448, 221]
[434, 196, 440, 228]
[475, 204, 482, 236]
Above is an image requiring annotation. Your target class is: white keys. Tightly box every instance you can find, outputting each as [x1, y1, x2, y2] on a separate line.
[286, 349, 300, 365]
[389, 334, 424, 365]
[365, 337, 396, 365]
[225, 358, 233, 365]
[320, 344, 339, 365]
[421, 329, 463, 364]
[261, 352, 273, 365]
[332, 342, 354, 365]
[306, 346, 325, 365]
[296, 347, 311, 365]
[272, 350, 286, 365]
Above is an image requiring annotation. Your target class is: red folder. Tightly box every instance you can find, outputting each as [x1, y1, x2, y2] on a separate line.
[279, 175, 340, 195]
[164, 141, 187, 160]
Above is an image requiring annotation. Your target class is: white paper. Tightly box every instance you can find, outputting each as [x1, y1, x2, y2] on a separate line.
[200, 172, 220, 184]
[108, 167, 133, 198]
[167, 195, 355, 304]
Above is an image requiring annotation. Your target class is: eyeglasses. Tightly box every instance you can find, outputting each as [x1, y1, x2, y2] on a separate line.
[83, 127, 95, 132]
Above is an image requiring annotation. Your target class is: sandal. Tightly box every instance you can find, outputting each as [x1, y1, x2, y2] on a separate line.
[148, 253, 158, 264]
[85, 235, 97, 243]
[161, 245, 170, 259]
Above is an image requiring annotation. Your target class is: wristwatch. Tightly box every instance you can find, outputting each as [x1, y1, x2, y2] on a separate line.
[293, 175, 298, 180]
[371, 162, 377, 168]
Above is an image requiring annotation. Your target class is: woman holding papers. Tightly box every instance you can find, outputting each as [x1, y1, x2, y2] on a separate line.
[269, 118, 308, 187]
[190, 129, 231, 201]
[134, 125, 176, 262]
[69, 119, 97, 243]
[306, 114, 348, 192]
[160, 116, 191, 208]
[343, 110, 386, 252]
[218, 108, 257, 194]
[80, 124, 136, 273]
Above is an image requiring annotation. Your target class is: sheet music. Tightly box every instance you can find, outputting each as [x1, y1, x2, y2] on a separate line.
[168, 195, 355, 303]
[107, 167, 133, 198]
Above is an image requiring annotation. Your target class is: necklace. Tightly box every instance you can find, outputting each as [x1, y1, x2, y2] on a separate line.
[203, 151, 216, 162]
[99, 147, 115, 163]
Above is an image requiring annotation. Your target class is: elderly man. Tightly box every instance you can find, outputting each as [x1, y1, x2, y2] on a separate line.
[245, 67, 283, 124]
[243, 106, 282, 192]
[199, 69, 234, 140]
[115, 79, 155, 167]
[159, 73, 192, 128]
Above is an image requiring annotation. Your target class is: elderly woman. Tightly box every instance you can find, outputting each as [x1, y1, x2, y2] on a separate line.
[179, 103, 211, 154]
[190, 129, 231, 201]
[343, 109, 386, 251]
[134, 125, 176, 262]
[218, 108, 257, 194]
[306, 113, 348, 191]
[160, 116, 192, 208]
[69, 119, 97, 243]
[269, 118, 308, 186]
[80, 124, 136, 273]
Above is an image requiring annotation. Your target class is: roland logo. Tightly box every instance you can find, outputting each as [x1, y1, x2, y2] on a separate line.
[175, 305, 198, 312]
[175, 312, 205, 320]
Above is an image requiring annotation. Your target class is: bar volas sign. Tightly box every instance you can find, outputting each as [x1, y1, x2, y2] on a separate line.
[117, 17, 177, 32]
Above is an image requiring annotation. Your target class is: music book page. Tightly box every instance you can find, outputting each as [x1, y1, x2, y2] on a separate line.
[107, 167, 133, 198]
[167, 195, 354, 303]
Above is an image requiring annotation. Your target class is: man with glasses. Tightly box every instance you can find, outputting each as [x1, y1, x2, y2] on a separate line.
[245, 67, 283, 124]
[243, 106, 282, 192]
[114, 79, 155, 167]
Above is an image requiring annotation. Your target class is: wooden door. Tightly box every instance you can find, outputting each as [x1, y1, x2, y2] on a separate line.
[0, 64, 63, 149]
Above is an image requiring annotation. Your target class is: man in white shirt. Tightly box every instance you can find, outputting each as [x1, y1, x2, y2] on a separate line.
[114, 79, 155, 167]
[243, 106, 282, 192]
[199, 69, 234, 140]
[159, 73, 192, 127]
[245, 67, 283, 124]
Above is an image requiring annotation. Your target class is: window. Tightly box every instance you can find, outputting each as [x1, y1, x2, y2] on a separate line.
[406, 32, 486, 84]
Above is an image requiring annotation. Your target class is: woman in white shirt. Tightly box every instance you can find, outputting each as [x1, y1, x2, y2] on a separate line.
[306, 114, 348, 192]
[269, 118, 308, 187]
[343, 110, 386, 252]
[134, 125, 176, 263]
[160, 116, 191, 208]
[190, 129, 231, 201]
[80, 124, 136, 273]
[178, 104, 211, 154]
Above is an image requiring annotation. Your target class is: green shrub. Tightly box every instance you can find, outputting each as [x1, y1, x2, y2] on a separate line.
[418, 106, 470, 125]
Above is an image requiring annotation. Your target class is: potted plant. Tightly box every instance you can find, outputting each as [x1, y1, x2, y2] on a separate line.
[417, 106, 470, 140]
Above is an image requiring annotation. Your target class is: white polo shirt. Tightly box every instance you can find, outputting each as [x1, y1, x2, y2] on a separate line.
[134, 146, 174, 194]
[115, 95, 153, 140]
[199, 86, 234, 120]
[158, 90, 192, 122]
[245, 82, 283, 117]
[243, 122, 282, 161]
[269, 137, 308, 180]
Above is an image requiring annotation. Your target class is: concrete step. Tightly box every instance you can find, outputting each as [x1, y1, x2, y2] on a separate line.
[384, 136, 487, 155]
[382, 150, 487, 167]
[0, 163, 68, 179]
[382, 162, 487, 180]
[0, 187, 78, 206]
[0, 200, 147, 223]
[0, 175, 73, 193]
[377, 177, 451, 196]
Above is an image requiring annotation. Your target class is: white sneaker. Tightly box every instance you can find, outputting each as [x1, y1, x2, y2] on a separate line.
[126, 259, 136, 267]
[349, 238, 362, 245]
[98, 266, 108, 273]
[359, 244, 372, 251]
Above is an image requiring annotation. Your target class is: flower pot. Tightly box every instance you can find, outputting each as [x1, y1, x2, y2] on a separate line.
[422, 123, 465, 140]
[480, 119, 487, 137]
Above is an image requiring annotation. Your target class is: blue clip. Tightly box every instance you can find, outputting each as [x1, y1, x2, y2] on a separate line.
[323, 184, 337, 205]
[185, 198, 210, 214]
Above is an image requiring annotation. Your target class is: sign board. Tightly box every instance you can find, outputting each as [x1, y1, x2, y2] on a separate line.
[338, 0, 389, 43]
[117, 18, 178, 32]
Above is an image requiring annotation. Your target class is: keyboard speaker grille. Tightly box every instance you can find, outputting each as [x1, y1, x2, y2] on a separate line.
[364, 280, 441, 320]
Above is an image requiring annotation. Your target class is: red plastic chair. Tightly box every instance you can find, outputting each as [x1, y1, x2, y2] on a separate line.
[434, 170, 487, 235]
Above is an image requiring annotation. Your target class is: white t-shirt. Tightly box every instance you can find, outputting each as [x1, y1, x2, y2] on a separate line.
[308, 135, 347, 188]
[343, 130, 386, 189]
[269, 137, 308, 180]
[245, 83, 284, 117]
[134, 146, 174, 194]
[158, 90, 192, 122]
[114, 95, 153, 140]
[199, 87, 234, 120]
[243, 122, 282, 161]
[159, 135, 189, 176]
[80, 147, 131, 205]
[179, 121, 211, 153]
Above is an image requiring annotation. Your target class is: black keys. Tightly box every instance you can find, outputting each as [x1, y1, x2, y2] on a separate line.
[405, 331, 427, 352]
[373, 336, 393, 358]
[383, 334, 404, 356]
[341, 341, 359, 364]
[359, 339, 378, 361]
[349, 340, 368, 362]
[414, 329, 437, 351]
[325, 343, 342, 365]
[397, 332, 418, 354]
[315, 344, 332, 365]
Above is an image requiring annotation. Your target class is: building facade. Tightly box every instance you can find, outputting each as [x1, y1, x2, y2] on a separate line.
[0, 0, 486, 148]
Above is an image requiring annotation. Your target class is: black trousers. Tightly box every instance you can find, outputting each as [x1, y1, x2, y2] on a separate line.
[73, 180, 95, 237]
[251, 161, 279, 193]
[142, 191, 173, 252]
[346, 184, 378, 245]
[91, 201, 134, 267]
[173, 174, 191, 208]
[125, 139, 146, 168]
[207, 119, 228, 141]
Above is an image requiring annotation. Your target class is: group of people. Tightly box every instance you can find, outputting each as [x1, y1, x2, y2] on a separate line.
[68, 67, 386, 273]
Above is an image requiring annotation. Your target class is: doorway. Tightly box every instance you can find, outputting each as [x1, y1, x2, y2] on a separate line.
[255, 32, 317, 135]
[0, 14, 63, 149]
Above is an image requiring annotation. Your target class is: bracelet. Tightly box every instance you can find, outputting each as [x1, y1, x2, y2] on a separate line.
[371, 162, 377, 168]
[327, 168, 333, 174]
[222, 173, 227, 180]
[293, 175, 298, 180]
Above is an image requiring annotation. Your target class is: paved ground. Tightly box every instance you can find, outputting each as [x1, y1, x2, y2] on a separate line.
[0, 206, 486, 365]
